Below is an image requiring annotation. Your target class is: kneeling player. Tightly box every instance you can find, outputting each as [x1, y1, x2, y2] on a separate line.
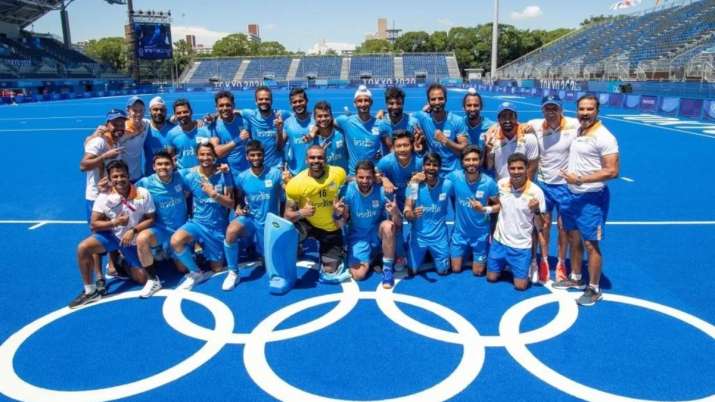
[446, 146, 498, 275]
[403, 153, 451, 275]
[171, 143, 234, 290]
[337, 160, 400, 287]
[69, 160, 156, 308]
[222, 140, 284, 291]
[487, 153, 546, 290]
[285, 145, 347, 276]
[135, 151, 190, 298]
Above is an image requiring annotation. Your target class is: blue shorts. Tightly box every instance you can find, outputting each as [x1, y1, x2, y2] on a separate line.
[408, 233, 450, 274]
[232, 215, 265, 255]
[487, 240, 531, 280]
[562, 187, 609, 241]
[179, 221, 226, 262]
[537, 182, 571, 216]
[148, 226, 175, 257]
[450, 230, 489, 263]
[93, 231, 141, 268]
[347, 232, 380, 266]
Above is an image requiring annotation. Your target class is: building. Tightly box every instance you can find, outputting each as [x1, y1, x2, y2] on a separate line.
[248, 24, 260, 43]
[185, 34, 196, 48]
[376, 18, 387, 40]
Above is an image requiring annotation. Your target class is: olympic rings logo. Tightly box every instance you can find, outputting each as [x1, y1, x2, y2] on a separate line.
[1, 274, 714, 402]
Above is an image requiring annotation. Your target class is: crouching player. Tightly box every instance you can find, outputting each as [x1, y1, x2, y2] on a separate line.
[69, 160, 156, 308]
[446, 146, 498, 275]
[135, 151, 190, 298]
[222, 140, 284, 291]
[403, 153, 451, 276]
[336, 160, 400, 288]
[487, 153, 546, 290]
[171, 143, 234, 290]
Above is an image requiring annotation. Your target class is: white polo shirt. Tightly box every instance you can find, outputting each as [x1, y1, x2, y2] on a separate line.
[84, 135, 119, 201]
[567, 121, 619, 193]
[528, 116, 579, 185]
[492, 126, 539, 181]
[493, 178, 546, 249]
[118, 119, 149, 182]
[92, 186, 155, 242]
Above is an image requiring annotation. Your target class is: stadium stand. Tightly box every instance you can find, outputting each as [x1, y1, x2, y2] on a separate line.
[241, 57, 292, 80]
[189, 58, 243, 82]
[295, 56, 342, 80]
[349, 55, 394, 80]
[402, 53, 450, 80]
[498, 0, 715, 81]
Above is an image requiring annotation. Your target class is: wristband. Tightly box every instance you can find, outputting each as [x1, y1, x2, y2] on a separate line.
[483, 206, 493, 214]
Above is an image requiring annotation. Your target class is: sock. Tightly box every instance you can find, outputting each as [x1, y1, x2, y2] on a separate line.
[175, 248, 200, 273]
[84, 284, 96, 294]
[570, 273, 582, 281]
[144, 265, 157, 280]
[382, 257, 394, 272]
[224, 240, 239, 272]
[589, 283, 600, 293]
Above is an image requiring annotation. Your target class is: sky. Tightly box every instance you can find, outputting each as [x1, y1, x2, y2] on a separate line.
[28, 0, 667, 51]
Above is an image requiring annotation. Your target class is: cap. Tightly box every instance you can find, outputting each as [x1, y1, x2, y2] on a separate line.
[541, 95, 562, 108]
[149, 96, 165, 108]
[106, 108, 127, 122]
[126, 95, 144, 109]
[497, 102, 518, 116]
[354, 84, 372, 100]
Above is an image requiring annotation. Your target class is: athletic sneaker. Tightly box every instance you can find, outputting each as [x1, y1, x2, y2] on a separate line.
[529, 261, 539, 284]
[178, 270, 211, 290]
[139, 276, 162, 298]
[538, 259, 550, 283]
[96, 278, 107, 296]
[576, 287, 603, 306]
[222, 270, 240, 291]
[382, 269, 395, 289]
[552, 277, 586, 290]
[555, 261, 568, 282]
[68, 290, 101, 309]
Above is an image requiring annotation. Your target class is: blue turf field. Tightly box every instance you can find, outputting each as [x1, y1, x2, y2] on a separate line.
[0, 88, 714, 401]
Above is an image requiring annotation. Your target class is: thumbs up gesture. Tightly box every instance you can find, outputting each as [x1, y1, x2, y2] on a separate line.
[300, 198, 316, 217]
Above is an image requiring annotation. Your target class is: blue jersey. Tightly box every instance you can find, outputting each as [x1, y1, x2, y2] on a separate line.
[386, 114, 419, 136]
[143, 121, 176, 175]
[210, 116, 248, 175]
[334, 114, 392, 175]
[413, 111, 467, 174]
[235, 166, 283, 228]
[377, 153, 423, 210]
[465, 116, 494, 150]
[180, 167, 233, 230]
[242, 109, 291, 168]
[167, 125, 212, 169]
[314, 130, 349, 172]
[342, 181, 387, 237]
[283, 114, 314, 175]
[407, 179, 451, 242]
[445, 170, 498, 235]
[136, 172, 188, 232]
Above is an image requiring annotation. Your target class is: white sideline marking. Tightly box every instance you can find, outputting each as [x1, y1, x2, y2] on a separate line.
[620, 176, 635, 183]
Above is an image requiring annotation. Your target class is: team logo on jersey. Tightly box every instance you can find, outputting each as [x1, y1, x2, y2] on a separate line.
[443, 130, 452, 137]
[372, 200, 380, 208]
[175, 184, 183, 192]
[264, 179, 273, 188]
[439, 193, 447, 201]
[195, 137, 209, 145]
[335, 140, 343, 148]
[371, 127, 381, 136]
[475, 190, 484, 198]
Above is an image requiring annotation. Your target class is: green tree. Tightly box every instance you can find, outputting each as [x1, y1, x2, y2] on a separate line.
[212, 33, 252, 57]
[394, 31, 432, 53]
[580, 15, 617, 27]
[354, 38, 392, 54]
[84, 37, 127, 72]
[172, 39, 194, 74]
[430, 31, 449, 52]
[256, 41, 287, 56]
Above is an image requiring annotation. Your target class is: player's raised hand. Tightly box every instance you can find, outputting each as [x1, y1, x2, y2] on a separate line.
[303, 124, 319, 143]
[435, 129, 448, 145]
[200, 180, 215, 197]
[239, 129, 251, 141]
[235, 204, 248, 216]
[414, 206, 425, 218]
[528, 197, 540, 213]
[114, 213, 130, 227]
[469, 198, 485, 212]
[375, 109, 385, 120]
[410, 172, 426, 184]
[385, 199, 397, 215]
[103, 146, 124, 160]
[382, 177, 396, 194]
[281, 162, 292, 183]
[273, 111, 284, 130]
[332, 197, 346, 216]
[97, 176, 111, 193]
[301, 198, 316, 217]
